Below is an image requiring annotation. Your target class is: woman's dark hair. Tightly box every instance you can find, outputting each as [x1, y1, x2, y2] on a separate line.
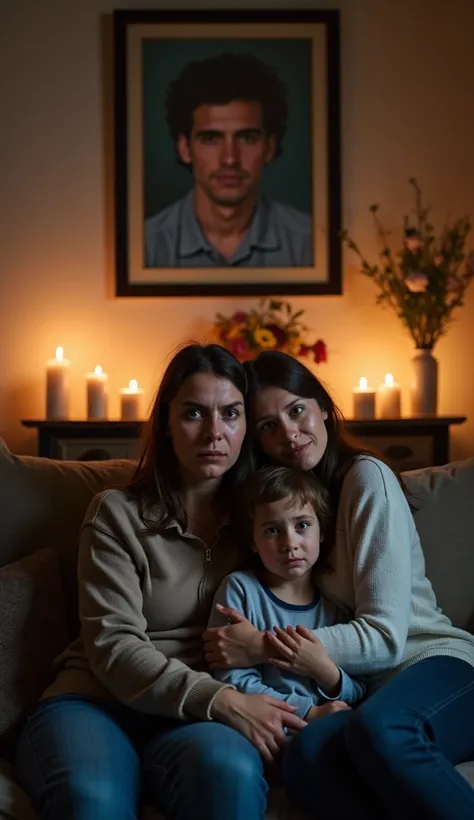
[165, 52, 288, 168]
[127, 343, 253, 531]
[240, 465, 332, 571]
[245, 351, 411, 548]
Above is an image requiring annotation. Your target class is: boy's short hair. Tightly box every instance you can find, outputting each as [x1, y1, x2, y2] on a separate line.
[241, 463, 329, 536]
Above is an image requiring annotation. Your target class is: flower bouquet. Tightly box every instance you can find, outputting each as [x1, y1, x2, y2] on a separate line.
[341, 178, 474, 350]
[213, 298, 327, 364]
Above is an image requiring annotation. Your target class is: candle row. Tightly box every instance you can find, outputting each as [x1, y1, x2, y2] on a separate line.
[353, 374, 401, 419]
[46, 347, 144, 421]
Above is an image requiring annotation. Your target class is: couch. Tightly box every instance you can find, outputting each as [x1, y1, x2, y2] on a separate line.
[0, 438, 473, 820]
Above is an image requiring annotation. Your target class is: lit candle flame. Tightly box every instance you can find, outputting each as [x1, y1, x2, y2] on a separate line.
[55, 346, 64, 362]
[94, 365, 103, 376]
[359, 377, 368, 390]
[129, 379, 138, 391]
[385, 373, 394, 387]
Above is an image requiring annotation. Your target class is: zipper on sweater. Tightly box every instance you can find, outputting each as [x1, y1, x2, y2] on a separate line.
[198, 547, 212, 606]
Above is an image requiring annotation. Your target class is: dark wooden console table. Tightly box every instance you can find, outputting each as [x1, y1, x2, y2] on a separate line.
[21, 417, 466, 471]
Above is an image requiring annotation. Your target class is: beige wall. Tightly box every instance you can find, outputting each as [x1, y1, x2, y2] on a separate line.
[1, 0, 473, 459]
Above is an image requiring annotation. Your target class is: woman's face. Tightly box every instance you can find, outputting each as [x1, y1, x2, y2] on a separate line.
[252, 387, 328, 471]
[168, 372, 246, 485]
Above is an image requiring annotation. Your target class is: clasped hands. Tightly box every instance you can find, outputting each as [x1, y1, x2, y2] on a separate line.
[203, 603, 333, 680]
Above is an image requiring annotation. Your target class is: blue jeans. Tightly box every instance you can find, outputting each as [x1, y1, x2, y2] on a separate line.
[15, 695, 267, 820]
[283, 656, 474, 820]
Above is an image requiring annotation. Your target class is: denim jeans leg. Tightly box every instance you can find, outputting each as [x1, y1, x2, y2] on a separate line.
[143, 720, 268, 820]
[282, 710, 384, 820]
[14, 696, 142, 820]
[345, 656, 474, 820]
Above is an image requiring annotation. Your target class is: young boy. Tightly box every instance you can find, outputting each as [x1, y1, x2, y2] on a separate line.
[208, 465, 366, 721]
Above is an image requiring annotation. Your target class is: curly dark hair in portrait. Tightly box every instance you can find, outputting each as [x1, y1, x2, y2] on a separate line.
[165, 52, 288, 167]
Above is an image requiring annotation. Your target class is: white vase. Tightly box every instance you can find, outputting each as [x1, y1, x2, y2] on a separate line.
[410, 347, 438, 417]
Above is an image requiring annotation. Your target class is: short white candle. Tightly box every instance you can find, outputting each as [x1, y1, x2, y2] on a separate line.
[352, 376, 376, 420]
[377, 373, 401, 419]
[86, 365, 108, 420]
[120, 379, 144, 421]
[46, 346, 70, 420]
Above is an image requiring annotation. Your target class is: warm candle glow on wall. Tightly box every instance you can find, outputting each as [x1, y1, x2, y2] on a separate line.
[377, 372, 401, 419]
[352, 376, 376, 419]
[46, 347, 70, 419]
[86, 364, 108, 419]
[120, 379, 144, 420]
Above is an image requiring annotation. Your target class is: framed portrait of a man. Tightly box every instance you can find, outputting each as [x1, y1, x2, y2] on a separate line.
[114, 9, 341, 297]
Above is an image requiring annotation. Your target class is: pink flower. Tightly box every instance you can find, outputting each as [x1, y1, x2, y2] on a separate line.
[405, 229, 423, 253]
[232, 311, 248, 323]
[405, 237, 423, 252]
[405, 273, 429, 293]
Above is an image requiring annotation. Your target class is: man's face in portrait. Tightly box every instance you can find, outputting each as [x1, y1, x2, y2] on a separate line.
[177, 100, 276, 208]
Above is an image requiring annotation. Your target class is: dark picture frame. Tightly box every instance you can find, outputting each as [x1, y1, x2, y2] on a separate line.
[114, 9, 341, 297]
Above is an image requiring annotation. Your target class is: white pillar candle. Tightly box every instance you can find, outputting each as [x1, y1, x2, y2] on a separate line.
[352, 377, 376, 420]
[120, 379, 144, 421]
[46, 346, 70, 419]
[377, 373, 401, 419]
[86, 365, 108, 420]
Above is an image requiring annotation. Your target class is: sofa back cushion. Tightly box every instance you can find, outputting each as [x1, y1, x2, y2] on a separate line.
[0, 439, 135, 633]
[404, 457, 474, 630]
[0, 440, 135, 568]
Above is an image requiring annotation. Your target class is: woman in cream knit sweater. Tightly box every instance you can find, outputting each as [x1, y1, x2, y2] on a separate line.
[204, 350, 474, 820]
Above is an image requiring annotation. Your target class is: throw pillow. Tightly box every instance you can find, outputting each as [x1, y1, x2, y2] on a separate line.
[0, 546, 69, 756]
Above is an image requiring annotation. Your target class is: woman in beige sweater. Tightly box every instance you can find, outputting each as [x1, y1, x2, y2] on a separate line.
[14, 343, 305, 820]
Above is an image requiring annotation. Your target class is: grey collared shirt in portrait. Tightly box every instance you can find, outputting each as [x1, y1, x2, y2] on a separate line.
[144, 191, 313, 268]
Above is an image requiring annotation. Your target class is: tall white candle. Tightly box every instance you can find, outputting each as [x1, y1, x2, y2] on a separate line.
[46, 346, 70, 420]
[120, 379, 144, 421]
[86, 365, 108, 420]
[352, 377, 376, 420]
[377, 373, 401, 419]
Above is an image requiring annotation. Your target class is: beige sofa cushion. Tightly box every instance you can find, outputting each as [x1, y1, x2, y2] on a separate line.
[404, 458, 474, 630]
[0, 440, 135, 569]
[0, 440, 135, 633]
[0, 548, 69, 756]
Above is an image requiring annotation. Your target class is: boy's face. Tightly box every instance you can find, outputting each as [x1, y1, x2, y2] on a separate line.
[252, 496, 321, 582]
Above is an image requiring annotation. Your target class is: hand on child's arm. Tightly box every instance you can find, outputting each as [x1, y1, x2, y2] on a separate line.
[267, 624, 341, 694]
[203, 605, 269, 669]
[306, 701, 351, 722]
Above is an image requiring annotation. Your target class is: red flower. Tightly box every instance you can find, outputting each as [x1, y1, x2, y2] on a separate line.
[298, 344, 311, 357]
[230, 338, 250, 359]
[266, 323, 287, 347]
[232, 311, 248, 323]
[218, 327, 228, 342]
[312, 340, 327, 364]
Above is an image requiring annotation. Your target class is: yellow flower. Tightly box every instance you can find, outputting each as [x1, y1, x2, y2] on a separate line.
[253, 328, 277, 348]
[227, 323, 247, 340]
